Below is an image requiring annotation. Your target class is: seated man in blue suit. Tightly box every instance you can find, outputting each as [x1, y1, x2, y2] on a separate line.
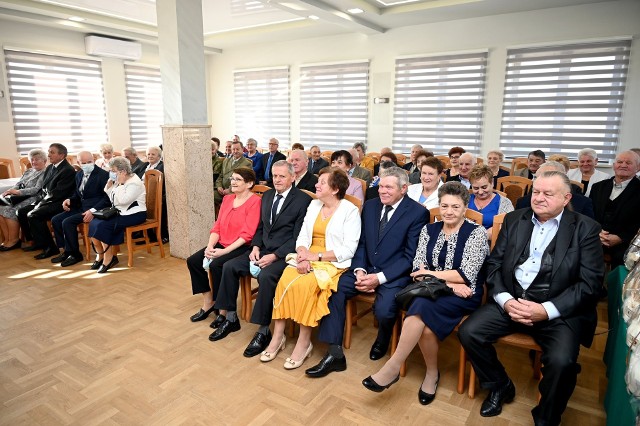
[306, 167, 428, 377]
[51, 151, 110, 266]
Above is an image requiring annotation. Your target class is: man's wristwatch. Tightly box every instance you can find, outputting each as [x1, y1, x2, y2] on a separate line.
[318, 252, 323, 261]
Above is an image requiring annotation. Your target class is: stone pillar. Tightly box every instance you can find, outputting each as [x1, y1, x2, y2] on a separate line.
[156, 0, 213, 259]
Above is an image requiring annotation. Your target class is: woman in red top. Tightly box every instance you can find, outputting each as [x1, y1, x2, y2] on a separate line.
[187, 167, 261, 328]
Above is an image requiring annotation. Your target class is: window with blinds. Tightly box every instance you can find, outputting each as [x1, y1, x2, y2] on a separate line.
[392, 52, 487, 156]
[4, 49, 108, 156]
[125, 64, 164, 149]
[234, 67, 290, 147]
[300, 61, 369, 151]
[231, 0, 269, 15]
[499, 39, 631, 163]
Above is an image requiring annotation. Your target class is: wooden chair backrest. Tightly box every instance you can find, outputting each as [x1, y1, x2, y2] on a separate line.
[570, 180, 584, 192]
[428, 207, 483, 226]
[396, 153, 407, 166]
[322, 150, 333, 159]
[66, 155, 77, 166]
[352, 177, 367, 196]
[0, 158, 16, 179]
[435, 155, 451, 169]
[344, 194, 362, 213]
[251, 184, 272, 197]
[499, 165, 510, 174]
[299, 189, 317, 199]
[476, 158, 484, 165]
[19, 157, 32, 174]
[366, 153, 381, 165]
[490, 213, 506, 251]
[510, 157, 529, 175]
[144, 169, 163, 223]
[496, 175, 532, 193]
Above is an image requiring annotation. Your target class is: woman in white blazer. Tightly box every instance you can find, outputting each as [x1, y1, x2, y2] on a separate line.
[566, 148, 610, 196]
[407, 157, 445, 210]
[260, 168, 361, 370]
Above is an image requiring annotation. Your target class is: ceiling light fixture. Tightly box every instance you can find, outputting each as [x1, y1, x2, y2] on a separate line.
[68, 16, 85, 22]
[308, 15, 320, 20]
[347, 8, 364, 14]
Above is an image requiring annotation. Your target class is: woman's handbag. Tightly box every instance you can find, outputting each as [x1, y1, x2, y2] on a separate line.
[395, 273, 453, 310]
[0, 194, 30, 206]
[93, 206, 119, 220]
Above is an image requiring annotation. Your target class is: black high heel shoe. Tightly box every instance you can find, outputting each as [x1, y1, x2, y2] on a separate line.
[97, 256, 119, 274]
[362, 374, 400, 393]
[418, 371, 440, 405]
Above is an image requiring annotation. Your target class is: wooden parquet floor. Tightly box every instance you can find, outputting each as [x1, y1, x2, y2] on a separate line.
[0, 246, 608, 425]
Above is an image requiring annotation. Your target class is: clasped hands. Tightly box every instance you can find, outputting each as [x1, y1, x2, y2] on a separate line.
[355, 270, 380, 293]
[249, 247, 276, 268]
[504, 298, 548, 325]
[599, 230, 622, 248]
[204, 245, 227, 259]
[295, 247, 315, 274]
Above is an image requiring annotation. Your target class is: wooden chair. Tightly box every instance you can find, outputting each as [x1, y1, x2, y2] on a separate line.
[510, 157, 529, 175]
[395, 153, 407, 166]
[344, 194, 362, 212]
[0, 158, 16, 179]
[456, 213, 543, 398]
[322, 150, 333, 159]
[476, 158, 484, 165]
[66, 155, 77, 167]
[499, 165, 510, 175]
[352, 177, 367, 198]
[123, 170, 166, 267]
[365, 152, 380, 165]
[496, 176, 533, 208]
[570, 180, 585, 192]
[251, 184, 272, 197]
[435, 155, 451, 169]
[299, 189, 317, 199]
[79, 222, 92, 260]
[19, 157, 32, 174]
[428, 206, 483, 226]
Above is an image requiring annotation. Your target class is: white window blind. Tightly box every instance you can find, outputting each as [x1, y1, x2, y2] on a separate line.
[234, 67, 290, 147]
[231, 0, 269, 15]
[300, 61, 369, 151]
[500, 39, 631, 163]
[125, 64, 164, 149]
[392, 52, 487, 156]
[4, 49, 108, 156]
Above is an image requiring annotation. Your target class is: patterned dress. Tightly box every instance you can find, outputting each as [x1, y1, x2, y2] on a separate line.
[406, 220, 489, 340]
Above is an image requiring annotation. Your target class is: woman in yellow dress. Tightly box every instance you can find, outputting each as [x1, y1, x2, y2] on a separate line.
[260, 167, 361, 369]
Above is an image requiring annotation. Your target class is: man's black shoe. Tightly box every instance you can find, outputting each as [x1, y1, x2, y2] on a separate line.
[51, 252, 70, 263]
[369, 340, 388, 360]
[305, 352, 347, 378]
[208, 319, 240, 341]
[480, 379, 516, 417]
[61, 254, 83, 267]
[243, 331, 272, 357]
[34, 247, 58, 260]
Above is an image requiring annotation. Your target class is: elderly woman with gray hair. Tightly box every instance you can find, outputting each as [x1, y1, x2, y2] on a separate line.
[0, 149, 48, 251]
[566, 148, 610, 196]
[89, 156, 146, 273]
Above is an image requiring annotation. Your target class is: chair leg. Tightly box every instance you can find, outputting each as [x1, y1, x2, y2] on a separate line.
[156, 225, 165, 258]
[144, 230, 152, 254]
[239, 276, 251, 321]
[468, 366, 476, 399]
[533, 350, 542, 379]
[343, 300, 354, 349]
[458, 346, 466, 394]
[127, 230, 134, 267]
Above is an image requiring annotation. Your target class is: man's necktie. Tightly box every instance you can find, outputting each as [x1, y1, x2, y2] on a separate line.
[80, 173, 90, 195]
[271, 194, 283, 224]
[309, 160, 314, 173]
[379, 205, 393, 238]
[265, 154, 274, 180]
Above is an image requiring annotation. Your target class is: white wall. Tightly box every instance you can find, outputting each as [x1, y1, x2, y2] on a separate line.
[0, 19, 161, 164]
[207, 0, 640, 160]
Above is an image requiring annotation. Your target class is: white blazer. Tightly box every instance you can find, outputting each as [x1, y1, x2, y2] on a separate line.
[407, 180, 444, 210]
[296, 198, 361, 269]
[567, 168, 610, 196]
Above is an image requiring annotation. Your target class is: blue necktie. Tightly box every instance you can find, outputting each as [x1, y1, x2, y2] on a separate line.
[265, 154, 274, 180]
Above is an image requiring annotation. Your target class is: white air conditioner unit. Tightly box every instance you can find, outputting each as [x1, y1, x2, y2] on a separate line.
[85, 35, 142, 60]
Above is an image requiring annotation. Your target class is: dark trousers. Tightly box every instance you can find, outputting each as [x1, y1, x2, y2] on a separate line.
[318, 272, 401, 346]
[458, 303, 581, 426]
[18, 202, 64, 249]
[51, 209, 84, 256]
[215, 251, 288, 325]
[186, 244, 249, 299]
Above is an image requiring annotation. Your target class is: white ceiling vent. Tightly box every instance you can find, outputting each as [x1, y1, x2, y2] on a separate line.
[85, 35, 142, 60]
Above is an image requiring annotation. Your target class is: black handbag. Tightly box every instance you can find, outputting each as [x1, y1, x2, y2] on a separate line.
[93, 206, 119, 220]
[0, 194, 30, 206]
[395, 274, 454, 310]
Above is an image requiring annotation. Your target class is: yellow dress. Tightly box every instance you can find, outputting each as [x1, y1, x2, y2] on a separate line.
[272, 211, 346, 327]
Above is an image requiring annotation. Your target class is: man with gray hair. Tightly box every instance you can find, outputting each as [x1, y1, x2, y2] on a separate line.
[402, 144, 424, 173]
[123, 147, 146, 178]
[447, 152, 475, 189]
[349, 148, 372, 186]
[288, 149, 317, 192]
[306, 166, 428, 377]
[515, 161, 594, 218]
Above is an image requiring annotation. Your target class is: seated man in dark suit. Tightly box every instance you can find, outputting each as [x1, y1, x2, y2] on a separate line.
[289, 149, 317, 192]
[308, 145, 329, 175]
[261, 138, 287, 187]
[210, 160, 312, 353]
[515, 161, 595, 219]
[446, 152, 475, 189]
[402, 144, 424, 174]
[589, 150, 640, 267]
[459, 171, 604, 426]
[50, 151, 110, 266]
[123, 147, 146, 178]
[306, 167, 428, 377]
[18, 143, 77, 258]
[514, 149, 545, 180]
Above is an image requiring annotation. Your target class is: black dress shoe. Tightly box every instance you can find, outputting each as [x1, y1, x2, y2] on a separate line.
[161, 237, 169, 244]
[90, 260, 103, 270]
[190, 306, 217, 322]
[480, 379, 516, 417]
[97, 256, 119, 273]
[61, 255, 83, 267]
[22, 244, 42, 252]
[208, 319, 240, 341]
[243, 331, 272, 357]
[369, 340, 389, 360]
[209, 314, 226, 328]
[34, 247, 59, 260]
[418, 371, 440, 405]
[362, 374, 400, 393]
[0, 241, 21, 251]
[51, 252, 70, 263]
[305, 353, 347, 378]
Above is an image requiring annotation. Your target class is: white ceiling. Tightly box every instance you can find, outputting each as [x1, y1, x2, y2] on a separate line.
[0, 0, 617, 52]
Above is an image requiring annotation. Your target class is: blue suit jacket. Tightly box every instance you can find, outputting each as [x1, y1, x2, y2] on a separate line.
[351, 196, 429, 288]
[69, 167, 110, 212]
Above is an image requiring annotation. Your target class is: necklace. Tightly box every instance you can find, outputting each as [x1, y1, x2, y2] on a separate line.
[474, 194, 494, 211]
[321, 203, 337, 220]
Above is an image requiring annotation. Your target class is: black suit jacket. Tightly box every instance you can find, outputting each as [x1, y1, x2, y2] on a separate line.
[69, 167, 110, 211]
[131, 158, 146, 179]
[294, 172, 317, 192]
[251, 187, 312, 259]
[515, 186, 595, 219]
[261, 151, 286, 185]
[34, 161, 76, 208]
[308, 157, 328, 174]
[488, 208, 604, 346]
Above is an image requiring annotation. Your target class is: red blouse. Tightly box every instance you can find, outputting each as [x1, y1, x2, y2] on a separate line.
[211, 194, 261, 247]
